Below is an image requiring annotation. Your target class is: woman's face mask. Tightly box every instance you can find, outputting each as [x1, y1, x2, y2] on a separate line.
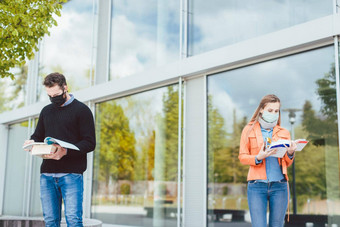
[261, 110, 279, 123]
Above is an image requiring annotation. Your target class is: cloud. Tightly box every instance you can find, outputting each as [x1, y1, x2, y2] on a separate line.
[39, 0, 94, 92]
[190, 1, 332, 54]
[208, 46, 334, 130]
[109, 2, 180, 78]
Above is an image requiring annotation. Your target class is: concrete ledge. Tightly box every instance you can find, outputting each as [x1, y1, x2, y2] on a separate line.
[0, 217, 102, 227]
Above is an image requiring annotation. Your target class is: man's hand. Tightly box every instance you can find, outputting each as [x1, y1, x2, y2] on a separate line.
[23, 140, 35, 151]
[43, 144, 67, 160]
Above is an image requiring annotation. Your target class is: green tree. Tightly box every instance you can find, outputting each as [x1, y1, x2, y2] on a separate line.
[314, 63, 338, 145]
[135, 130, 155, 181]
[0, 0, 66, 78]
[207, 95, 228, 183]
[296, 62, 340, 211]
[0, 80, 9, 113]
[162, 86, 180, 182]
[95, 101, 136, 196]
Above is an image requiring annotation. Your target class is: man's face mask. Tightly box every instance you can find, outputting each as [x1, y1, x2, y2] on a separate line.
[50, 90, 66, 106]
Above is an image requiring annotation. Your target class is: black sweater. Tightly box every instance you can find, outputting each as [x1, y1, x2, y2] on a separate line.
[31, 99, 96, 174]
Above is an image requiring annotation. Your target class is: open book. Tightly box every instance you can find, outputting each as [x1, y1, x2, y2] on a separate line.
[23, 137, 79, 157]
[265, 139, 309, 158]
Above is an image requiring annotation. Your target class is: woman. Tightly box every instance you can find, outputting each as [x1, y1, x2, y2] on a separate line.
[239, 94, 297, 227]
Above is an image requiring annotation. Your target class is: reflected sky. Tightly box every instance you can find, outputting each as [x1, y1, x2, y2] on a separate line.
[109, 0, 180, 79]
[208, 46, 334, 132]
[189, 0, 333, 55]
[38, 0, 94, 100]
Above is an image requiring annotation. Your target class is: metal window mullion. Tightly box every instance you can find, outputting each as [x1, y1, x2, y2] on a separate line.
[180, 0, 189, 59]
[202, 75, 207, 227]
[0, 124, 9, 216]
[177, 77, 183, 227]
[84, 101, 95, 218]
[334, 37, 340, 160]
[26, 118, 35, 216]
[90, 0, 99, 87]
[334, 0, 339, 14]
[182, 79, 187, 226]
[22, 118, 32, 216]
[106, 0, 112, 82]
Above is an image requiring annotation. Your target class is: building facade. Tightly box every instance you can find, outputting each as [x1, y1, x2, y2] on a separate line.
[0, 0, 340, 226]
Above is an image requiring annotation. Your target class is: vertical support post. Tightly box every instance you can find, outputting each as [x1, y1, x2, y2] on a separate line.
[177, 77, 182, 227]
[334, 37, 340, 160]
[290, 122, 297, 215]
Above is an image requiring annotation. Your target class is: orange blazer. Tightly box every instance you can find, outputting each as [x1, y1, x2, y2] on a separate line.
[238, 121, 295, 181]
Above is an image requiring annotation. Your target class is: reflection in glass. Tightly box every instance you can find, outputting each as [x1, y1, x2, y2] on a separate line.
[109, 0, 180, 80]
[207, 46, 340, 226]
[37, 0, 94, 102]
[189, 0, 332, 55]
[0, 66, 28, 113]
[92, 85, 180, 226]
[3, 121, 29, 215]
[29, 118, 43, 216]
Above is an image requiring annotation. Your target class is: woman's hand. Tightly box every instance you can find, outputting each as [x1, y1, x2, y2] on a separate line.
[285, 140, 297, 156]
[256, 143, 277, 161]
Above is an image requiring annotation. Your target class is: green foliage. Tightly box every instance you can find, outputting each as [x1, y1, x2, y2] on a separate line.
[120, 183, 131, 195]
[0, 65, 27, 113]
[295, 62, 340, 211]
[222, 186, 229, 196]
[0, 0, 66, 78]
[95, 101, 136, 193]
[207, 95, 248, 184]
[162, 86, 180, 182]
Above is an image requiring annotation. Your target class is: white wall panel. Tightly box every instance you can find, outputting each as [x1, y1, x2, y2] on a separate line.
[183, 76, 206, 227]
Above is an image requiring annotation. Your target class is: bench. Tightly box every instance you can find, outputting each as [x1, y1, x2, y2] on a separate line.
[144, 207, 179, 218]
[210, 209, 245, 222]
[0, 217, 102, 227]
[284, 214, 327, 227]
[144, 207, 245, 222]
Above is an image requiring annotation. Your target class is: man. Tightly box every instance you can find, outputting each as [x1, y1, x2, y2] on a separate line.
[23, 72, 96, 227]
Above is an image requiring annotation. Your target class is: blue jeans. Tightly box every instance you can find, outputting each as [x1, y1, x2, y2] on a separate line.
[40, 174, 84, 227]
[247, 180, 288, 227]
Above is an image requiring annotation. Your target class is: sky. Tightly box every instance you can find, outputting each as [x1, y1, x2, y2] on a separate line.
[208, 46, 335, 133]
[109, 0, 180, 79]
[189, 0, 333, 55]
[34, 0, 336, 134]
[38, 0, 94, 102]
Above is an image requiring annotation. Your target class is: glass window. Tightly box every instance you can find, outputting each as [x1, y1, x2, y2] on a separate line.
[29, 157, 43, 216]
[109, 0, 180, 80]
[189, 0, 333, 56]
[207, 46, 339, 226]
[91, 85, 181, 226]
[0, 66, 28, 113]
[29, 118, 43, 216]
[37, 0, 94, 102]
[3, 121, 29, 215]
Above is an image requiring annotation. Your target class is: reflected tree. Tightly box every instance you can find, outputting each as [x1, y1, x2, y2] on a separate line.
[96, 101, 136, 197]
[208, 95, 248, 184]
[294, 62, 340, 211]
[162, 86, 179, 182]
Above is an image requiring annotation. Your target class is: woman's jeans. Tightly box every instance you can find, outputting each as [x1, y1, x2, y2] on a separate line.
[247, 180, 288, 227]
[40, 174, 84, 227]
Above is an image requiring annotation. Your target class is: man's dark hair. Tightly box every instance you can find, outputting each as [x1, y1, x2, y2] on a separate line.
[43, 72, 67, 88]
